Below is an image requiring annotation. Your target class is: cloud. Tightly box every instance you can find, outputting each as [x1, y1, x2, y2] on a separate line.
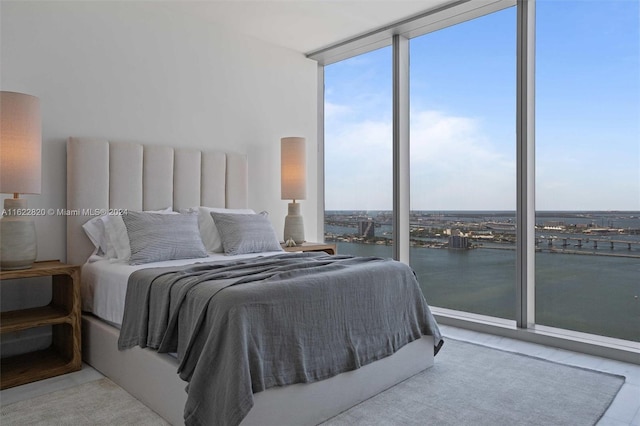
[535, 155, 640, 210]
[324, 101, 352, 121]
[325, 108, 516, 210]
[325, 118, 393, 210]
[409, 110, 515, 210]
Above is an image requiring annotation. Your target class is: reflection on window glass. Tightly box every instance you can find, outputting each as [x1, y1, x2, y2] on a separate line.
[535, 0, 640, 342]
[324, 47, 393, 258]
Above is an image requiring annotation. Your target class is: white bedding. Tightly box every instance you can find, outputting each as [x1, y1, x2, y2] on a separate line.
[81, 251, 285, 326]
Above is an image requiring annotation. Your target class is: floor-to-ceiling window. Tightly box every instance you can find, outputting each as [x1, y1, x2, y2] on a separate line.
[535, 0, 640, 342]
[409, 7, 517, 320]
[318, 0, 639, 353]
[324, 47, 393, 258]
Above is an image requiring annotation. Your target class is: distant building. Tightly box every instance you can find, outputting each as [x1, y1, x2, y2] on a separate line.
[585, 228, 615, 235]
[544, 221, 565, 228]
[448, 229, 470, 249]
[358, 220, 375, 238]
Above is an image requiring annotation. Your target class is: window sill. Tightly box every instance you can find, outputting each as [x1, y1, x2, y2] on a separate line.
[432, 307, 640, 365]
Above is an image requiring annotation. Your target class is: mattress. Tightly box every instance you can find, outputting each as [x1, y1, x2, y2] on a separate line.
[81, 251, 285, 326]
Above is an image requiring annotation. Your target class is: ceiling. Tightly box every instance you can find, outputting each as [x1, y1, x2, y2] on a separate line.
[157, 0, 452, 54]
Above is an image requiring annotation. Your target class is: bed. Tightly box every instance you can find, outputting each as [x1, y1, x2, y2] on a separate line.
[67, 137, 442, 426]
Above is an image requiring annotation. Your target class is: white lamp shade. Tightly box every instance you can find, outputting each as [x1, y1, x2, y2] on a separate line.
[281, 137, 306, 201]
[0, 91, 42, 195]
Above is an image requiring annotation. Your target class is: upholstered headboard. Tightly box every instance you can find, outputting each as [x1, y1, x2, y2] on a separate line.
[66, 137, 248, 265]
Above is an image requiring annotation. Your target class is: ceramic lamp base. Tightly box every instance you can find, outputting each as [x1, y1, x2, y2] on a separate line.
[1, 198, 37, 270]
[284, 202, 305, 244]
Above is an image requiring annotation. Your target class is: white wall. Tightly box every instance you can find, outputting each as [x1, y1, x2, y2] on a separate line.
[1, 0, 318, 259]
[0, 1, 318, 343]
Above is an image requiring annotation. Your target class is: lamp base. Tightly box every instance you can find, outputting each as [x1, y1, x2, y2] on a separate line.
[284, 202, 305, 245]
[1, 198, 37, 270]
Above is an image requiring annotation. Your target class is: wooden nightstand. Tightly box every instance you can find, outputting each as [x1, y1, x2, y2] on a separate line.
[281, 242, 337, 255]
[0, 261, 82, 389]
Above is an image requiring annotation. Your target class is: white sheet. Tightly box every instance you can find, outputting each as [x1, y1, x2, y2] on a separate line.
[81, 251, 285, 326]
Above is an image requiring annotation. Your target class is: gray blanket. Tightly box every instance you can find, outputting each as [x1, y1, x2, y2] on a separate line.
[118, 253, 443, 426]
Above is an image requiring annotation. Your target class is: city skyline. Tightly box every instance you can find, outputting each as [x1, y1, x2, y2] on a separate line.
[325, 1, 639, 212]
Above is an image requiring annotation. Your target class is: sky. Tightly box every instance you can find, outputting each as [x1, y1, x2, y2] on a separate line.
[324, 0, 640, 211]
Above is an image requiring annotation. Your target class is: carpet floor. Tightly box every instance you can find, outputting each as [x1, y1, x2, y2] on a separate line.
[322, 339, 625, 426]
[1, 339, 625, 425]
[1, 377, 169, 425]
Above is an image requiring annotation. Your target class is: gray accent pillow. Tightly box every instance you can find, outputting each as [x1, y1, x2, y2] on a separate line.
[210, 211, 284, 255]
[122, 211, 208, 265]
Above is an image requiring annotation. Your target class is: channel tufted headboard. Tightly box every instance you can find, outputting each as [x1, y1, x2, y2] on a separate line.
[66, 137, 248, 265]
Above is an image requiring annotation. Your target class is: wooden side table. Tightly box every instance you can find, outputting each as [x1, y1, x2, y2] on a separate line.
[0, 261, 82, 389]
[281, 242, 337, 255]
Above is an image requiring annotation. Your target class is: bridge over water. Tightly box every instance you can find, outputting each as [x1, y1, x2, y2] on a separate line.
[536, 236, 640, 251]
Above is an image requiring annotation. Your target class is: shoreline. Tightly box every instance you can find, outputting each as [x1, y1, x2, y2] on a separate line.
[477, 245, 640, 259]
[329, 240, 640, 259]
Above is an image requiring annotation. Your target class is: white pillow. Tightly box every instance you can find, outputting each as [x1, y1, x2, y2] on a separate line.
[103, 215, 130, 260]
[183, 207, 255, 253]
[82, 216, 108, 256]
[82, 207, 174, 261]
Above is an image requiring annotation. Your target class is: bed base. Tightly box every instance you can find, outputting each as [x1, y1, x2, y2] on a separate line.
[82, 314, 434, 425]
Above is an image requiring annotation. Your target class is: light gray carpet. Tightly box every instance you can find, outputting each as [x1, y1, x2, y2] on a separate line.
[322, 339, 625, 426]
[1, 377, 168, 425]
[1, 339, 625, 425]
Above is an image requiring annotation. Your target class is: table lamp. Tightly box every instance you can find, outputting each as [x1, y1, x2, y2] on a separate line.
[0, 91, 42, 270]
[281, 137, 306, 244]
